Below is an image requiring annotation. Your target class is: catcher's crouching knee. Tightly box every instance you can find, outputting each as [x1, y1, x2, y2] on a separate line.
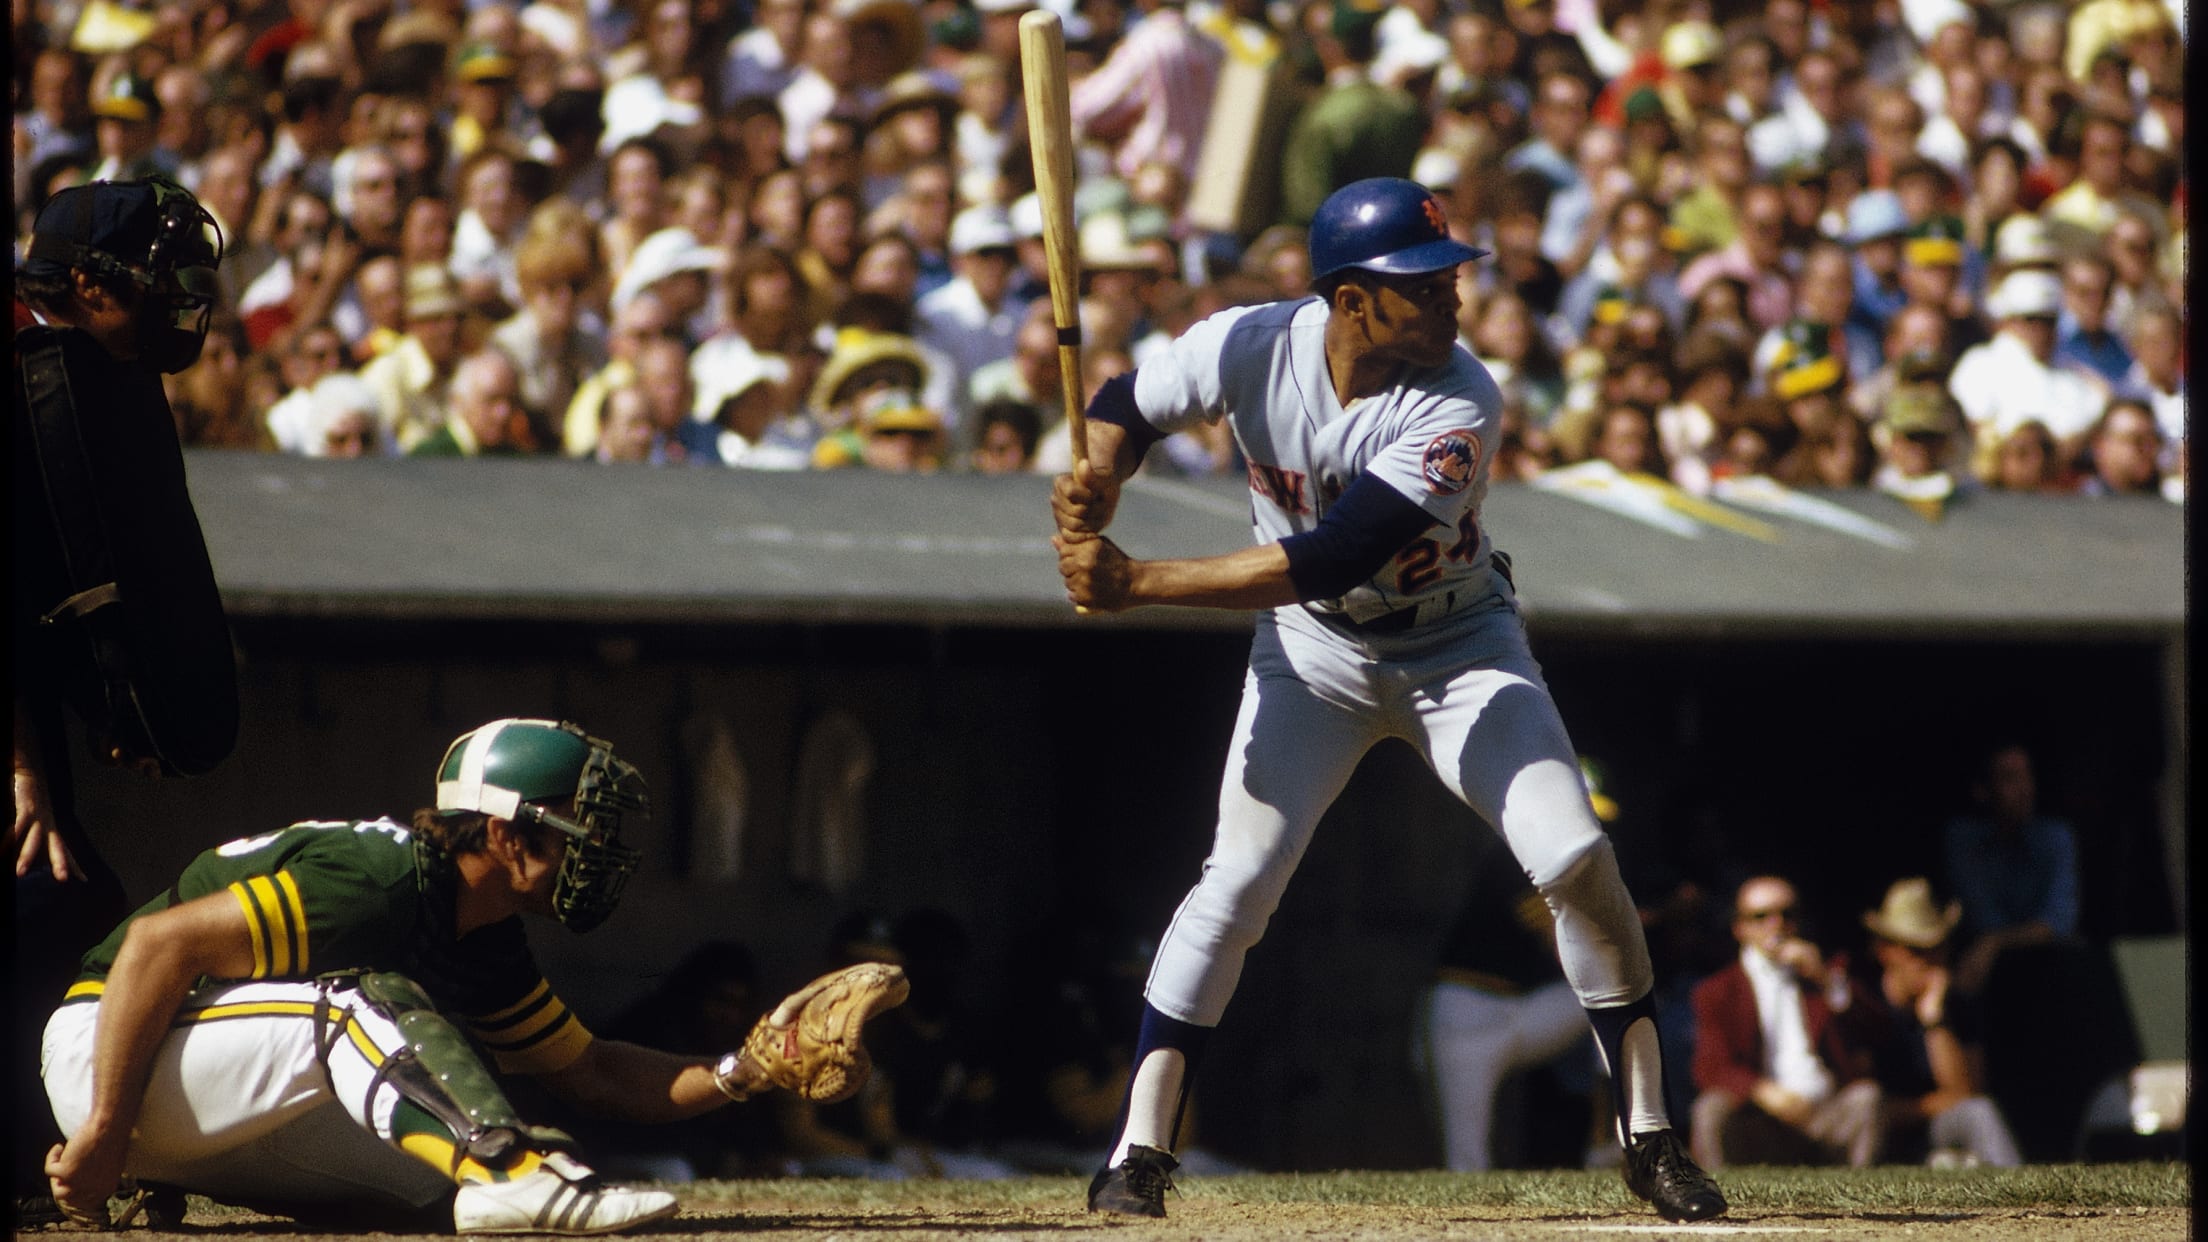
[713, 963, 910, 1105]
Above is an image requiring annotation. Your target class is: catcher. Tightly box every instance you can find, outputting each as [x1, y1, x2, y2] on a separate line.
[39, 718, 907, 1234]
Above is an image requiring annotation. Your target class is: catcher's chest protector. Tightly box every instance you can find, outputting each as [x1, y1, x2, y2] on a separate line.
[16, 316, 239, 775]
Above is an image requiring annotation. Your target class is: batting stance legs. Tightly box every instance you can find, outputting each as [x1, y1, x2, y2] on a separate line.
[1105, 616, 1678, 1177]
[44, 975, 662, 1223]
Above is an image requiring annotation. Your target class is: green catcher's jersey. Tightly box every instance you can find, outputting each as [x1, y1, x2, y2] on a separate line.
[68, 817, 595, 1075]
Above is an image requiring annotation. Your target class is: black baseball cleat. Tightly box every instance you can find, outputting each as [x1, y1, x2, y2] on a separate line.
[1087, 1145, 1179, 1218]
[1624, 1129, 1727, 1222]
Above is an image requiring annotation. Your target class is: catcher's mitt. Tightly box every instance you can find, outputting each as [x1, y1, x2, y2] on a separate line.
[715, 962, 909, 1105]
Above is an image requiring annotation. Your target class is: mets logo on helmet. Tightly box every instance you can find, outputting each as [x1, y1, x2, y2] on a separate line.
[1421, 196, 1448, 236]
[1421, 430, 1482, 495]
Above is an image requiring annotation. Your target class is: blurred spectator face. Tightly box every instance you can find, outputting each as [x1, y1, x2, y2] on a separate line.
[758, 0, 806, 49]
[2127, 305, 2180, 389]
[610, 145, 667, 227]
[381, 97, 440, 189]
[357, 256, 406, 335]
[2060, 258, 2113, 333]
[972, 412, 1036, 474]
[609, 292, 675, 362]
[96, 110, 156, 163]
[402, 198, 455, 269]
[2077, 116, 2127, 195]
[675, 175, 725, 242]
[1926, 17, 1973, 70]
[852, 236, 920, 301]
[960, 246, 1017, 308]
[1807, 417, 1869, 486]
[1793, 51, 1843, 123]
[1012, 303, 1060, 392]
[803, 192, 861, 269]
[455, 353, 525, 446]
[1690, 278, 1750, 338]
[1883, 303, 1950, 366]
[1474, 293, 1533, 365]
[1533, 73, 1589, 153]
[802, 120, 861, 196]
[1941, 63, 1986, 131]
[801, 14, 856, 89]
[524, 268, 585, 341]
[634, 338, 692, 431]
[2017, 67, 2069, 136]
[196, 145, 256, 235]
[413, 306, 465, 369]
[749, 170, 805, 247]
[348, 151, 404, 238]
[154, 68, 209, 157]
[1764, 0, 1810, 63]
[646, 0, 696, 76]
[861, 421, 942, 472]
[2090, 402, 2162, 493]
[464, 155, 521, 236]
[2105, 215, 2157, 288]
[1737, 186, 1786, 269]
[284, 326, 346, 392]
[33, 49, 82, 121]
[599, 386, 659, 461]
[1593, 405, 1660, 475]
[322, 410, 378, 458]
[1971, 144, 2021, 220]
[1884, 421, 1950, 480]
[1867, 92, 1922, 165]
[280, 192, 334, 263]
[901, 163, 955, 251]
[1991, 421, 2059, 491]
[1900, 254, 1960, 313]
[1786, 389, 1843, 442]
[735, 262, 800, 347]
[1796, 245, 1853, 326]
[1725, 39, 1775, 116]
[2003, 308, 2057, 363]
[1697, 119, 1749, 191]
[732, 106, 786, 178]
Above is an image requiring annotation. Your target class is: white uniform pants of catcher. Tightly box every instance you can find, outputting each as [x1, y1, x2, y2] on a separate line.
[43, 980, 457, 1212]
[1145, 604, 1653, 1039]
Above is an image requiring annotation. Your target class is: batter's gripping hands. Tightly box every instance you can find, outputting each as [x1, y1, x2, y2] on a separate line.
[716, 963, 909, 1104]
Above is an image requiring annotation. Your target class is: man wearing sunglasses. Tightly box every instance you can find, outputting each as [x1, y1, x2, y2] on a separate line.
[13, 174, 238, 1220]
[1688, 875, 1886, 1171]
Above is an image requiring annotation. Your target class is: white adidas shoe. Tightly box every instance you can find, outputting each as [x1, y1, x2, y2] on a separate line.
[453, 1152, 679, 1235]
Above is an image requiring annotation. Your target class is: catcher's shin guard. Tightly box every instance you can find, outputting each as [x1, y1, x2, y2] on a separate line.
[322, 973, 574, 1178]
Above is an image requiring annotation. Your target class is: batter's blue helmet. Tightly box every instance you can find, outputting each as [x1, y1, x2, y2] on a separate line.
[1308, 177, 1486, 281]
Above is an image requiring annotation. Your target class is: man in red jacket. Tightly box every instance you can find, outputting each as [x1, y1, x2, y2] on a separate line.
[1689, 875, 1885, 1169]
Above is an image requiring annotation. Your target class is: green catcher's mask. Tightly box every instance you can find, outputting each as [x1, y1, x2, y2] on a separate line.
[434, 718, 649, 932]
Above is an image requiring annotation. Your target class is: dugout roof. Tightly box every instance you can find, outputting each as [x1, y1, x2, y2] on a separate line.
[185, 453, 2185, 641]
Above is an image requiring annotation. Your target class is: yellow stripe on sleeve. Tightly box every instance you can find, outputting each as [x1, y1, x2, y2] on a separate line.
[488, 1012, 595, 1076]
[274, 870, 311, 975]
[244, 876, 293, 975]
[230, 882, 271, 978]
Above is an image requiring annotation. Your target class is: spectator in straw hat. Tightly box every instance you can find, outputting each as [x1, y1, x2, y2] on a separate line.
[360, 264, 470, 451]
[1857, 878, 2021, 1168]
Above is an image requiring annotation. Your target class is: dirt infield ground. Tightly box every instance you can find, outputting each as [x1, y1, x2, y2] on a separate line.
[47, 1171, 2191, 1242]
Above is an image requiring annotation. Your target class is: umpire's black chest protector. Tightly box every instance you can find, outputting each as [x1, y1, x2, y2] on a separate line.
[15, 319, 238, 776]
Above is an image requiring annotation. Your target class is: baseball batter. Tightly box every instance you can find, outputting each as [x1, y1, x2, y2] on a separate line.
[39, 718, 904, 1233]
[1052, 178, 1725, 1222]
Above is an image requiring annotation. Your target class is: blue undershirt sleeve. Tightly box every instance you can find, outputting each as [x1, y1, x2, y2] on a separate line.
[1279, 473, 1439, 601]
[1084, 373, 1165, 461]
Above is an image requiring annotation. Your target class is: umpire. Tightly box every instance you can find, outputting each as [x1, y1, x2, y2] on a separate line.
[13, 176, 239, 1223]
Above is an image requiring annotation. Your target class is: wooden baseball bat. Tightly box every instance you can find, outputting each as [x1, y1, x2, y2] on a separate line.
[1019, 9, 1086, 470]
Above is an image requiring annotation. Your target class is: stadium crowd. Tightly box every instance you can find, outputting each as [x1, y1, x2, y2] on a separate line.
[10, 0, 2187, 505]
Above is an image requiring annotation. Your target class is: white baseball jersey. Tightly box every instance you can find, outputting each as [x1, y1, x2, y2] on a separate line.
[1132, 296, 1507, 628]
